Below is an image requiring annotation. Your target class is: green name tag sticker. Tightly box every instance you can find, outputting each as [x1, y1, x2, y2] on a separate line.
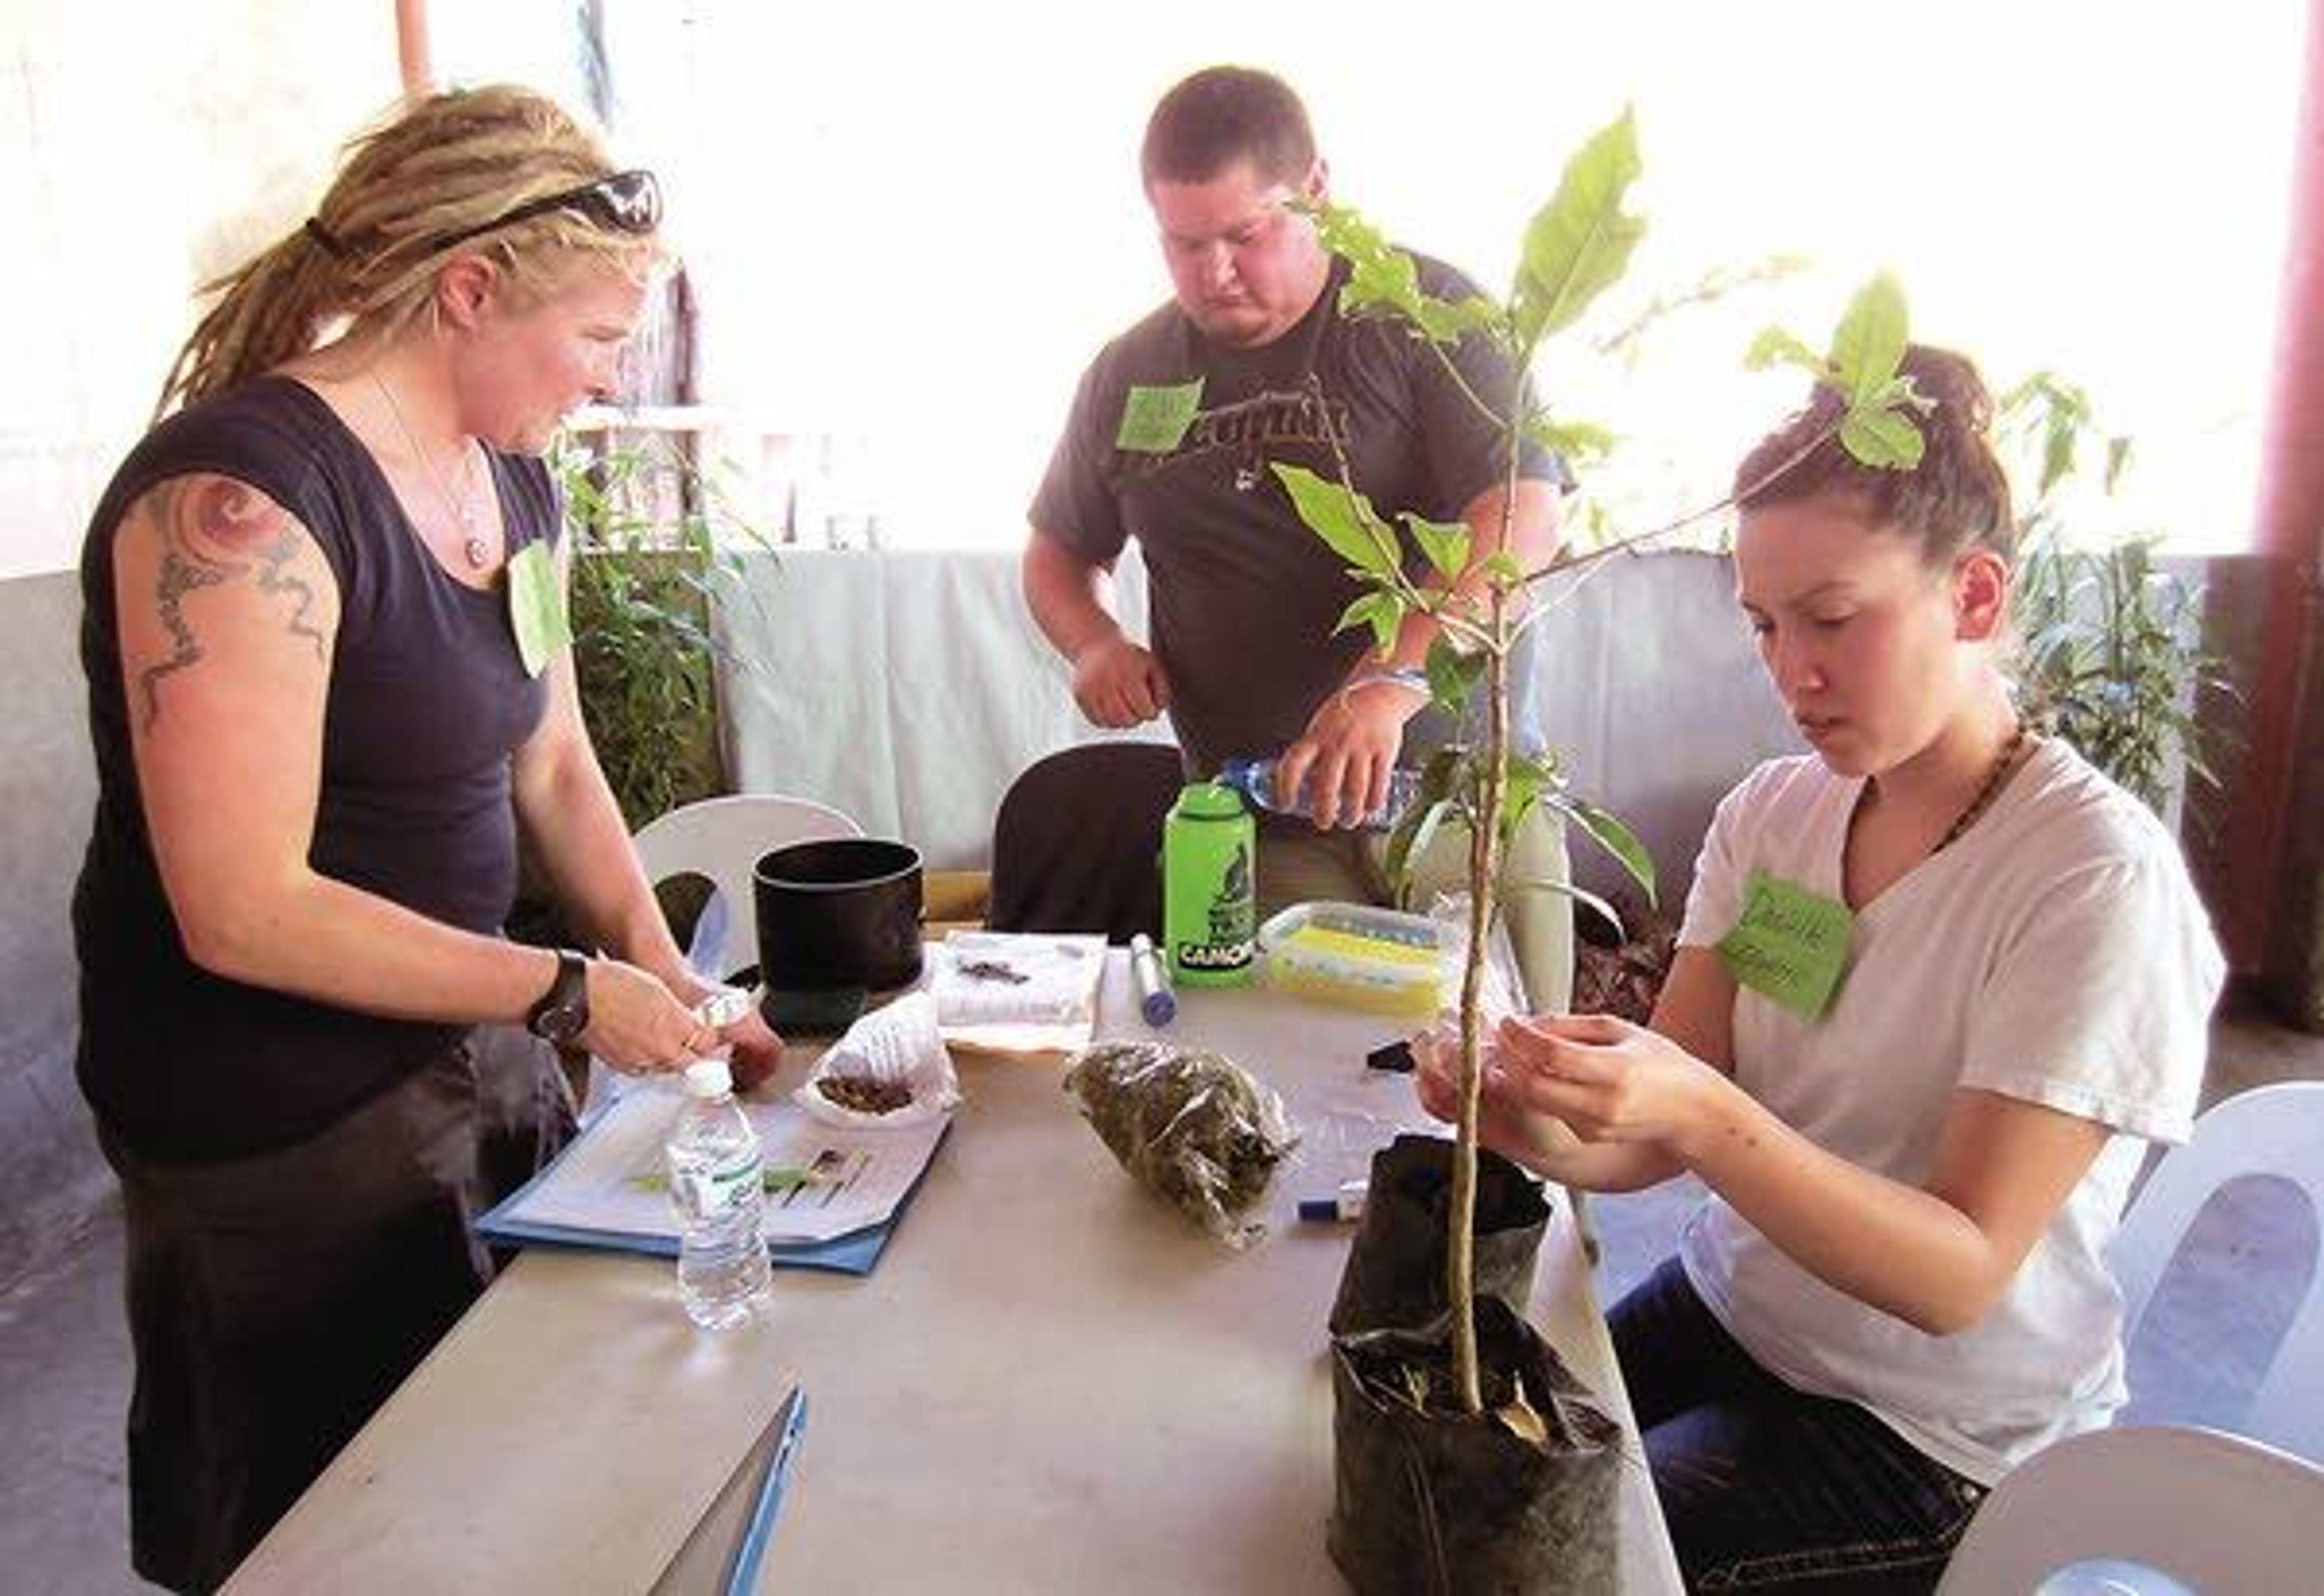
[507, 540, 573, 678]
[1115, 379, 1204, 453]
[1718, 872, 1855, 1019]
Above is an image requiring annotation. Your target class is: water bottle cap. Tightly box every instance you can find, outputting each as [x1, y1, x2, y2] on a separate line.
[1170, 781, 1247, 821]
[681, 1056, 733, 1097]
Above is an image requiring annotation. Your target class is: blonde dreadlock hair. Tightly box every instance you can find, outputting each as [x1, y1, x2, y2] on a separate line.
[156, 84, 661, 418]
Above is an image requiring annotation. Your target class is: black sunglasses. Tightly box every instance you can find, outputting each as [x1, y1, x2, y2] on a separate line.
[426, 169, 662, 255]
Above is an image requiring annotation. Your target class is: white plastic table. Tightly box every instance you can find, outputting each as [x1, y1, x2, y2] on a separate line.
[227, 954, 1681, 1594]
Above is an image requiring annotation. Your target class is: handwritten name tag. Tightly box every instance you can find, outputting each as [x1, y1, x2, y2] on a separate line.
[1115, 379, 1204, 453]
[507, 540, 573, 678]
[1717, 872, 1854, 1020]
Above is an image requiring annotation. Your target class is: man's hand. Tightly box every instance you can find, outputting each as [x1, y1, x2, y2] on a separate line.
[1069, 634, 1172, 728]
[1273, 676, 1424, 828]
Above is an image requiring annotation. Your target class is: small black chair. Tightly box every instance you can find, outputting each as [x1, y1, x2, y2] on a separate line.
[986, 742, 1188, 942]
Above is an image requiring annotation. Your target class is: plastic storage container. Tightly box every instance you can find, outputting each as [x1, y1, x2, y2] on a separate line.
[1256, 901, 1459, 1019]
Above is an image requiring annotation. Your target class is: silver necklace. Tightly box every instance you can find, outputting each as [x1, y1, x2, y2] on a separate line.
[370, 369, 490, 569]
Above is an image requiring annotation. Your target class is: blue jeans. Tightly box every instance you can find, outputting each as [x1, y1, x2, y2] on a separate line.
[1611, 1258, 1986, 1592]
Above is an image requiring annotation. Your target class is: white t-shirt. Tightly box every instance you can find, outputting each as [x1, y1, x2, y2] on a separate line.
[1674, 738, 2225, 1485]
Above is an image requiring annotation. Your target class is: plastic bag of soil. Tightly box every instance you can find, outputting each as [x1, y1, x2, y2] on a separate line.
[1062, 1040, 1299, 1249]
[1329, 1295, 1623, 1595]
[1330, 1132, 1552, 1336]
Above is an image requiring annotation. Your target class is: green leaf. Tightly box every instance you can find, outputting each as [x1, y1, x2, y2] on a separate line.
[1482, 551, 1525, 587]
[1425, 637, 1488, 708]
[1744, 325, 1825, 377]
[1334, 590, 1407, 656]
[1310, 201, 1418, 317]
[1414, 293, 1506, 346]
[1499, 758, 1545, 849]
[1511, 107, 1646, 353]
[1840, 406, 1926, 470]
[1547, 794, 1658, 904]
[1400, 511, 1472, 581]
[1523, 415, 1617, 468]
[1271, 462, 1398, 577]
[1382, 795, 1458, 908]
[1502, 875, 1629, 942]
[1310, 202, 1500, 347]
[1827, 271, 1910, 404]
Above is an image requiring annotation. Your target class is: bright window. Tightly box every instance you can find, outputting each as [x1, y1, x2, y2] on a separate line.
[444, 1, 2309, 556]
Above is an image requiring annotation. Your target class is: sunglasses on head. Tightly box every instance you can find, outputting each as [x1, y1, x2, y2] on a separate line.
[425, 168, 661, 255]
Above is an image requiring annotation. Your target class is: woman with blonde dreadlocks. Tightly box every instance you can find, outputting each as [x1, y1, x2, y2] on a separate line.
[72, 85, 778, 1591]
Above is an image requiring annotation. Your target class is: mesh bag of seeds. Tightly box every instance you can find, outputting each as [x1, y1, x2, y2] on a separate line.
[1063, 1040, 1299, 1248]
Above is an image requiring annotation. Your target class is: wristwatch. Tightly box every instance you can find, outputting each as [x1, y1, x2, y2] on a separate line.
[525, 949, 591, 1044]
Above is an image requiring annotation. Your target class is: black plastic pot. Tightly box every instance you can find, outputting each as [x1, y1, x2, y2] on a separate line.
[1328, 1297, 1623, 1595]
[753, 837, 925, 997]
[1328, 1134, 1553, 1337]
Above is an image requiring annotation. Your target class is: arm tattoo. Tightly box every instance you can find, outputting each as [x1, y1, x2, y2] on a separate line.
[141, 550, 226, 731]
[134, 476, 329, 732]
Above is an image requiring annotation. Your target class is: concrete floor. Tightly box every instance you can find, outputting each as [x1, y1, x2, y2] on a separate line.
[4, 994, 2319, 1594]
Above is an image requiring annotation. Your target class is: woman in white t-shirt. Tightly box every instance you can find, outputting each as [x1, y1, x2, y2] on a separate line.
[1422, 345, 2225, 1592]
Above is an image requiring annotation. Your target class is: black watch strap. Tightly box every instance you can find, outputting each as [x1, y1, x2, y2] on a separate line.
[525, 949, 590, 1043]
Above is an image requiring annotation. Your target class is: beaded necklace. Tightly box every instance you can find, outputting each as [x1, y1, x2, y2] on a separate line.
[1932, 723, 2030, 853]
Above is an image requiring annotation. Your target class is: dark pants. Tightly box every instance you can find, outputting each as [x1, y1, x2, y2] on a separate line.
[100, 1026, 574, 1594]
[1612, 1258, 1986, 1593]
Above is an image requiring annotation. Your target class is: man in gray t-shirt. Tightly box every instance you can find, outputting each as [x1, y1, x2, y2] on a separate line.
[1025, 64, 1569, 931]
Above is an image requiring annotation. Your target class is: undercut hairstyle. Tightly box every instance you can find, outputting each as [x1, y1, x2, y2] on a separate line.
[1735, 344, 2017, 568]
[1140, 65, 1317, 189]
[158, 84, 661, 418]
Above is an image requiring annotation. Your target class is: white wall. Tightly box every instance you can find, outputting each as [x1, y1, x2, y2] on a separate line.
[1, 0, 399, 578]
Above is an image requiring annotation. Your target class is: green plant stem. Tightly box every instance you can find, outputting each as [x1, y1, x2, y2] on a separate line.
[1425, 329, 1523, 442]
[1448, 410, 1530, 1417]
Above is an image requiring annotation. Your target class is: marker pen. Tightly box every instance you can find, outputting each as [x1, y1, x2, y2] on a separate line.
[1298, 1179, 1368, 1224]
[1130, 933, 1177, 1026]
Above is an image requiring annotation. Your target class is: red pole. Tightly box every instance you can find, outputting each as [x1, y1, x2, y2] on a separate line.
[396, 0, 433, 97]
[2227, 0, 2324, 982]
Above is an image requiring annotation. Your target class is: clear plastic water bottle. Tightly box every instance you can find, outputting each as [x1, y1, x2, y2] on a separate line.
[665, 1056, 772, 1329]
[1218, 755, 1422, 830]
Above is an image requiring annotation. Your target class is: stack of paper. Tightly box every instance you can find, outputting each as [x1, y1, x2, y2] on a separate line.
[927, 931, 1107, 1056]
[478, 1088, 948, 1275]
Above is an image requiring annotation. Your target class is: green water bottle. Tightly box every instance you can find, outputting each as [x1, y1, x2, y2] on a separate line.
[1163, 781, 1256, 987]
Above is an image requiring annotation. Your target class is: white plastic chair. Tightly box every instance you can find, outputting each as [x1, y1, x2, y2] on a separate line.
[1936, 1424, 2324, 1595]
[632, 792, 862, 985]
[2109, 1080, 2324, 1460]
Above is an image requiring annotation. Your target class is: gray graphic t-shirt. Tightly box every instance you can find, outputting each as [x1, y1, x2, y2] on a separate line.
[1031, 253, 1563, 778]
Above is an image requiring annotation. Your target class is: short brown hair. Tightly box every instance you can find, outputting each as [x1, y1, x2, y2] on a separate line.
[1140, 65, 1316, 189]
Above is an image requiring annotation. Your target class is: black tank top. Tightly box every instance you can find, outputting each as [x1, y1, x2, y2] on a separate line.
[74, 377, 556, 1161]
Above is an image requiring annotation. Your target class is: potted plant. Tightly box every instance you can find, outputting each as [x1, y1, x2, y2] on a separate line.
[1997, 374, 2234, 822]
[1278, 109, 1924, 1591]
[557, 430, 770, 830]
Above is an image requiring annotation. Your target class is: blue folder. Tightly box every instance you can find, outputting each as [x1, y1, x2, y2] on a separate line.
[476, 1120, 951, 1276]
